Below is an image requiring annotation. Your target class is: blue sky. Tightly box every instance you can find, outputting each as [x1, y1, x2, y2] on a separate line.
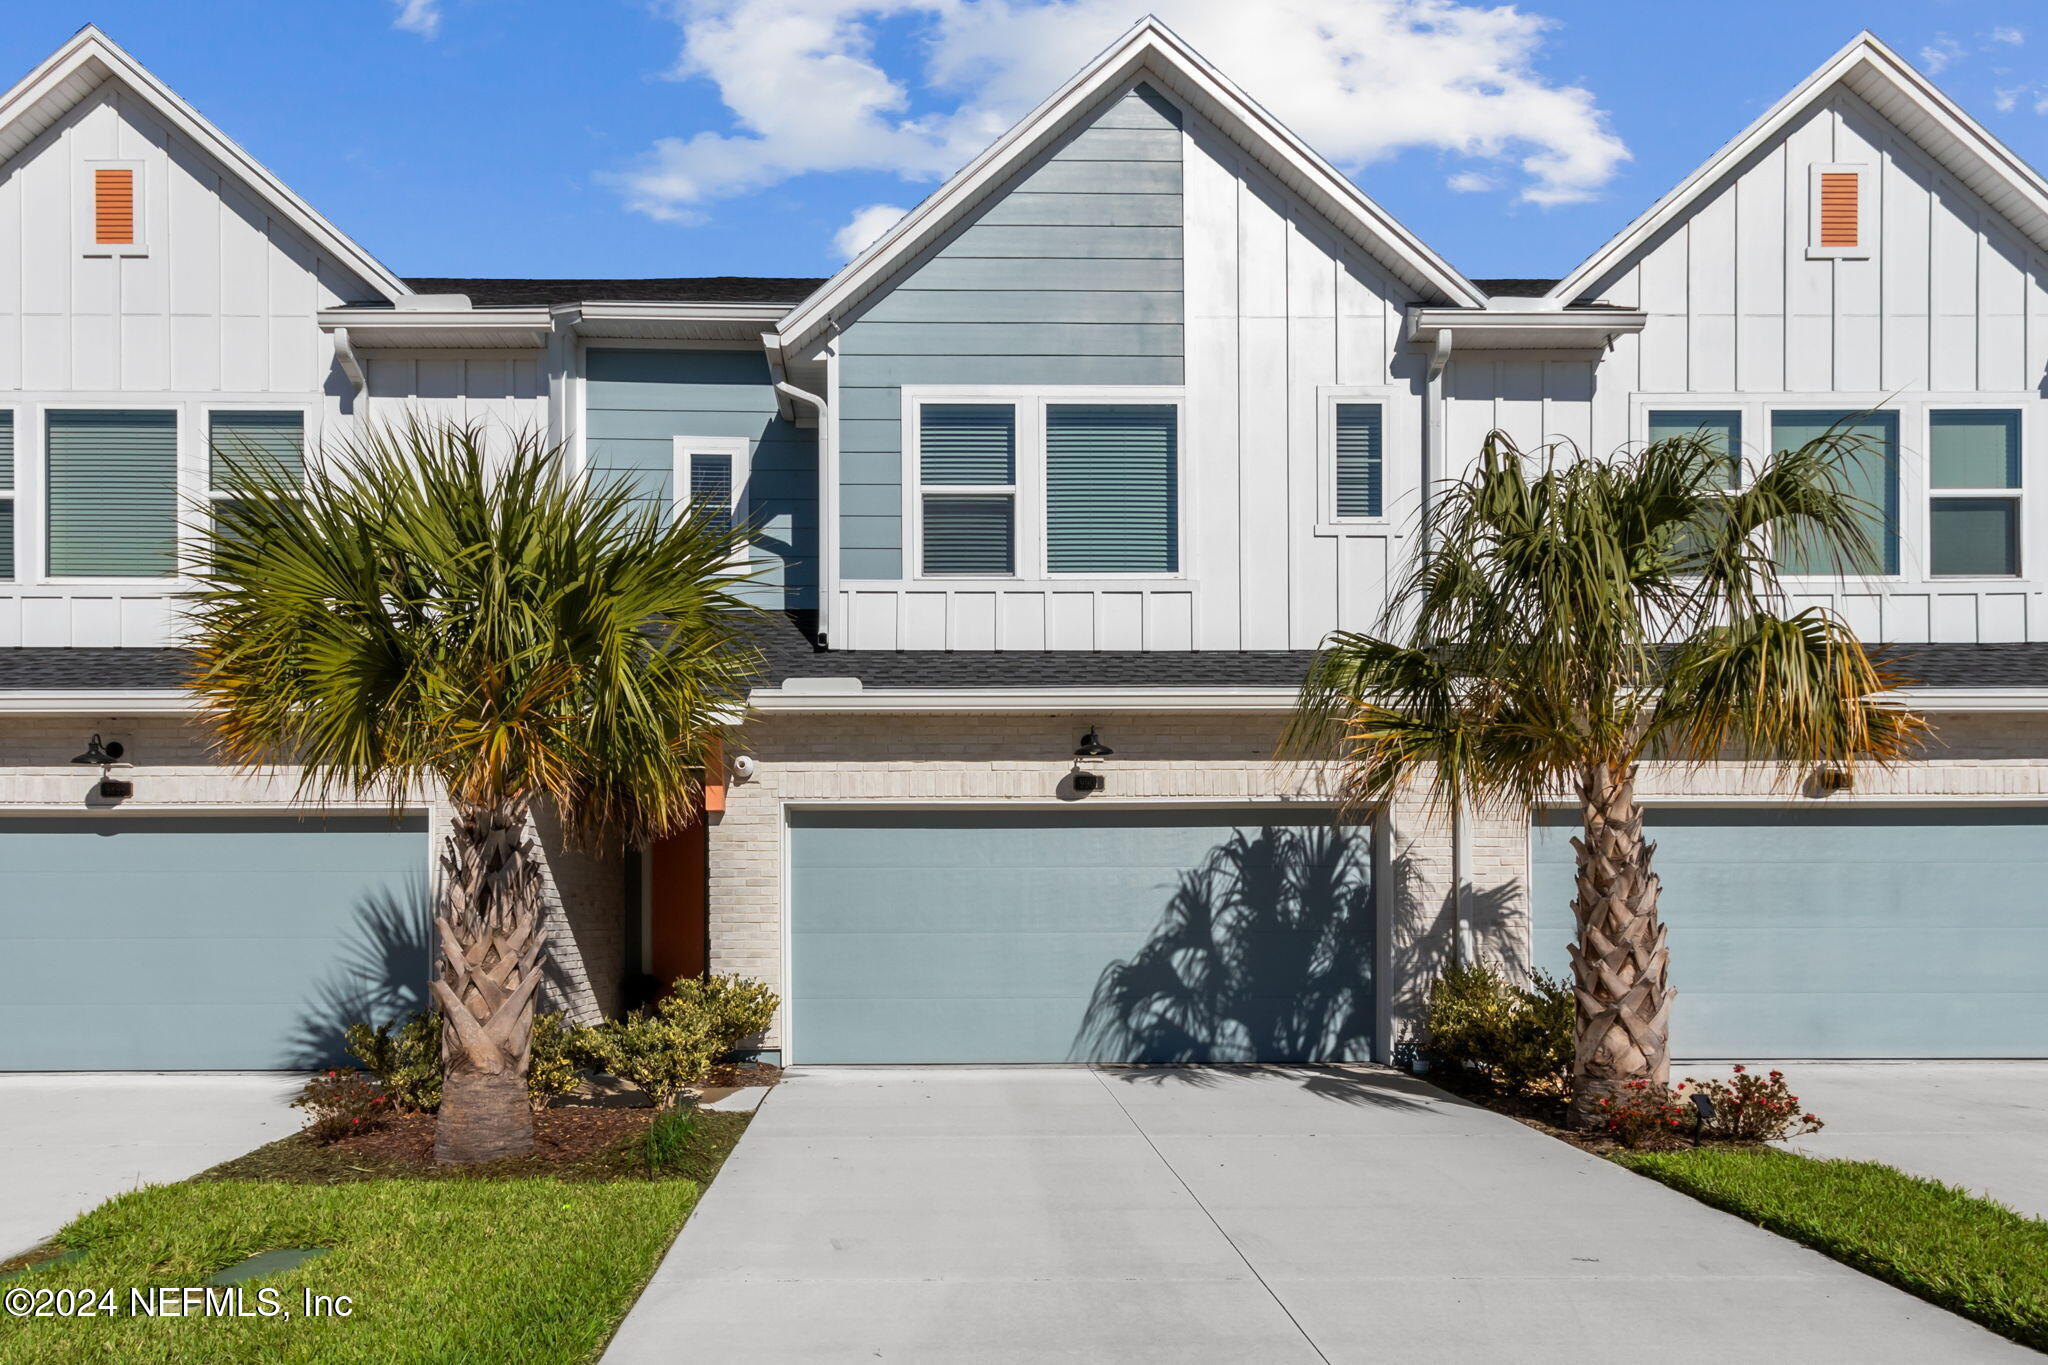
[10, 2, 2048, 283]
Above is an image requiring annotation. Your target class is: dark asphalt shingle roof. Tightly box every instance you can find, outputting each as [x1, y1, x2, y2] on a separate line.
[3, 625, 2042, 694]
[396, 277, 827, 307]
[1471, 278, 1560, 298]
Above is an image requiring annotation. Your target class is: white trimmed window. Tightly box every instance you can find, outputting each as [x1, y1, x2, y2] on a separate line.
[909, 392, 1182, 578]
[673, 435, 750, 538]
[46, 408, 180, 579]
[0, 410, 13, 579]
[206, 409, 306, 562]
[1647, 409, 1743, 488]
[1929, 409, 2022, 577]
[1332, 402, 1383, 518]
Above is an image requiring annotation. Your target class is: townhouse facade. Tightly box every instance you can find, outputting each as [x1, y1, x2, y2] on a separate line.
[0, 23, 2043, 1070]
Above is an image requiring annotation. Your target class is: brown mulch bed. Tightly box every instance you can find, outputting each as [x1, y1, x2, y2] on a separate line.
[1418, 1070, 1624, 1153]
[330, 1107, 655, 1167]
[701, 1061, 781, 1090]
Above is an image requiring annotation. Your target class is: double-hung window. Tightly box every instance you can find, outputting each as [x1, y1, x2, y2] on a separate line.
[46, 409, 179, 578]
[1928, 410, 2021, 577]
[913, 397, 1180, 578]
[207, 410, 306, 563]
[1772, 410, 1899, 575]
[918, 404, 1016, 575]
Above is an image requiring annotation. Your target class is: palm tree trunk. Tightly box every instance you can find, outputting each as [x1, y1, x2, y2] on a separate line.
[1565, 763, 1674, 1128]
[431, 799, 546, 1163]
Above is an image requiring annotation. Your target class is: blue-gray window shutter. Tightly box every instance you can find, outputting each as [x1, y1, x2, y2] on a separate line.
[1045, 403, 1178, 574]
[0, 411, 13, 579]
[920, 404, 1015, 485]
[1334, 403, 1382, 517]
[47, 409, 179, 578]
[689, 453, 735, 533]
[208, 411, 304, 488]
[921, 496, 1015, 575]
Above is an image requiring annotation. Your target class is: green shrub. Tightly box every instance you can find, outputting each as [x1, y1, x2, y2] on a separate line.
[292, 1069, 392, 1143]
[573, 974, 780, 1109]
[346, 1008, 589, 1114]
[527, 1011, 583, 1113]
[1682, 1066, 1825, 1143]
[344, 1011, 443, 1113]
[1418, 960, 1573, 1097]
[670, 973, 780, 1056]
[574, 1007, 718, 1110]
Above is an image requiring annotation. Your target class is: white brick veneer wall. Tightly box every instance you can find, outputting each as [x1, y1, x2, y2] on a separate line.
[0, 712, 624, 1027]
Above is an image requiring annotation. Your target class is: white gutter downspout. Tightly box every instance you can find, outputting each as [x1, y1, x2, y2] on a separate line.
[1421, 327, 1474, 963]
[764, 331, 833, 647]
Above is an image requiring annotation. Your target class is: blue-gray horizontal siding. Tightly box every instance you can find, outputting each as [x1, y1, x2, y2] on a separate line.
[0, 814, 430, 1070]
[838, 83, 1185, 579]
[1530, 806, 2048, 1058]
[584, 347, 817, 608]
[790, 808, 1374, 1063]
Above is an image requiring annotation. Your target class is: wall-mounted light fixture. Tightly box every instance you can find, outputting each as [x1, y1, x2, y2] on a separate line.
[1070, 726, 1112, 795]
[1810, 763, 1853, 796]
[74, 733, 132, 800]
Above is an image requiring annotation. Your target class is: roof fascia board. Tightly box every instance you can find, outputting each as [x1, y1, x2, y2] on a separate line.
[1407, 306, 1646, 346]
[748, 685, 1301, 713]
[0, 27, 410, 301]
[1547, 31, 2048, 305]
[778, 19, 1485, 350]
[0, 689, 195, 715]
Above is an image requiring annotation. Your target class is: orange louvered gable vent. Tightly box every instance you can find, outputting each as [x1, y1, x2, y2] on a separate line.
[94, 168, 135, 245]
[1818, 171, 1859, 248]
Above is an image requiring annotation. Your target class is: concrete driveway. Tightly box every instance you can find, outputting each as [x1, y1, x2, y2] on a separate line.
[1679, 1060, 2048, 1220]
[605, 1066, 2031, 1364]
[0, 1073, 302, 1258]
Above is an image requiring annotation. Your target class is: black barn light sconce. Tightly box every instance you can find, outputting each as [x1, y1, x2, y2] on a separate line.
[74, 733, 132, 800]
[1070, 726, 1113, 795]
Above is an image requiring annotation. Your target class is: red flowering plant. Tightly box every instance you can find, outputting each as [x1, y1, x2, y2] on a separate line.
[1683, 1065, 1824, 1144]
[1597, 1079, 1695, 1150]
[292, 1068, 392, 1144]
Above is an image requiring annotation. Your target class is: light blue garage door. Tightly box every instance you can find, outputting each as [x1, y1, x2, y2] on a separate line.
[1531, 806, 2048, 1058]
[0, 814, 431, 1070]
[789, 808, 1375, 1064]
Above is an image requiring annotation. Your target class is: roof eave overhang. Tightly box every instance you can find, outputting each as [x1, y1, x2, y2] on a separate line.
[747, 685, 1300, 713]
[777, 18, 1487, 353]
[315, 308, 553, 349]
[1407, 306, 1647, 350]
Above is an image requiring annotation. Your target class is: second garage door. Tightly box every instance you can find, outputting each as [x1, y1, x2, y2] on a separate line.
[1531, 805, 2048, 1058]
[789, 807, 1375, 1064]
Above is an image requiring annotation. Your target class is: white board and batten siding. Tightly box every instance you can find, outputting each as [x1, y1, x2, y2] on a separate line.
[0, 79, 549, 648]
[832, 83, 1420, 652]
[1537, 86, 2048, 644]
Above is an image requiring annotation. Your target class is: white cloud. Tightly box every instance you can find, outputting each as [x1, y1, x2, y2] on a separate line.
[1996, 87, 2022, 113]
[1447, 171, 1498, 193]
[611, 0, 1631, 228]
[1921, 35, 1964, 72]
[833, 203, 910, 258]
[392, 0, 441, 38]
[1990, 26, 2025, 46]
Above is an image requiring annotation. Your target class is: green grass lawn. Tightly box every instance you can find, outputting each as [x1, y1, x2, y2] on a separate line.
[0, 1109, 749, 1364]
[1619, 1145, 2048, 1352]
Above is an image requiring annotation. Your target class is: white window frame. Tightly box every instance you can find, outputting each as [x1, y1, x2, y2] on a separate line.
[1806, 162, 1873, 261]
[673, 434, 751, 560]
[200, 404, 315, 570]
[80, 158, 148, 258]
[902, 385, 1189, 584]
[1925, 403, 2025, 580]
[1632, 392, 2042, 585]
[1316, 385, 1406, 532]
[39, 400, 187, 585]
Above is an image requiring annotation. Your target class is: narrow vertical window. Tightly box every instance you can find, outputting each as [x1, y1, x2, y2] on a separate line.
[1771, 410, 1899, 575]
[1334, 403, 1383, 518]
[94, 167, 135, 245]
[208, 411, 305, 559]
[1929, 410, 2021, 577]
[0, 411, 14, 579]
[688, 453, 735, 534]
[1045, 403, 1178, 574]
[1648, 410, 1742, 488]
[919, 404, 1016, 575]
[47, 409, 179, 578]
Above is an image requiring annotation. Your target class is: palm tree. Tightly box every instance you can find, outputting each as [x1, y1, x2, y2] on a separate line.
[186, 416, 760, 1162]
[1287, 428, 1925, 1126]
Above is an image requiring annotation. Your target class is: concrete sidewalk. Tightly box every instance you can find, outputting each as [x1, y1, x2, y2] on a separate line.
[0, 1073, 302, 1258]
[1683, 1060, 2048, 1220]
[604, 1066, 2031, 1363]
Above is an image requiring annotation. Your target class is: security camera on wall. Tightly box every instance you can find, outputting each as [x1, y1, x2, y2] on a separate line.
[729, 753, 758, 781]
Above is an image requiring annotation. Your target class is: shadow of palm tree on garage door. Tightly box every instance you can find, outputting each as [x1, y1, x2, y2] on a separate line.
[1071, 824, 1375, 1064]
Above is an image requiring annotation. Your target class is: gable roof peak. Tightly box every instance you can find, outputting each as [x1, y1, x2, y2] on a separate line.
[1545, 28, 2048, 305]
[0, 24, 409, 300]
